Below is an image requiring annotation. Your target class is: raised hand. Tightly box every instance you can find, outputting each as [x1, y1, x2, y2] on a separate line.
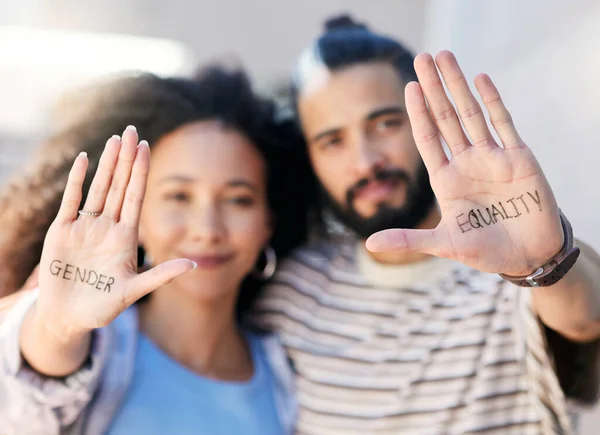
[36, 126, 196, 338]
[366, 51, 563, 276]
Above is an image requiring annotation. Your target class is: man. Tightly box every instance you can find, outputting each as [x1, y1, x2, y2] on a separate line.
[254, 14, 600, 434]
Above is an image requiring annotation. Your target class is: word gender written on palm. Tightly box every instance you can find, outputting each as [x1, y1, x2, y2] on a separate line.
[49, 260, 115, 293]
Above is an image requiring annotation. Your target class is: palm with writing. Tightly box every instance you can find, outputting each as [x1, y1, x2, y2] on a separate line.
[366, 51, 563, 276]
[36, 126, 195, 338]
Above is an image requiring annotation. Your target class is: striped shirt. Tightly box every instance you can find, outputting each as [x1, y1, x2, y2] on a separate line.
[254, 241, 573, 434]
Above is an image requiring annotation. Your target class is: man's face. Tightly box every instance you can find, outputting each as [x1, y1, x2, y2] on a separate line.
[297, 61, 436, 238]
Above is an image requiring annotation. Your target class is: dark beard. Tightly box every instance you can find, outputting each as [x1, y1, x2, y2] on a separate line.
[318, 162, 436, 239]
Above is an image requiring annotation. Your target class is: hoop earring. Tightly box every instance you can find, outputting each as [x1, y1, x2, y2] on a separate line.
[253, 246, 277, 280]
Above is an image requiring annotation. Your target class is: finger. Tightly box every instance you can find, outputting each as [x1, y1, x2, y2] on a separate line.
[56, 152, 89, 223]
[365, 228, 441, 257]
[124, 259, 197, 305]
[474, 73, 524, 150]
[435, 51, 495, 148]
[81, 135, 122, 214]
[103, 125, 139, 220]
[405, 81, 449, 174]
[120, 141, 150, 228]
[414, 53, 470, 156]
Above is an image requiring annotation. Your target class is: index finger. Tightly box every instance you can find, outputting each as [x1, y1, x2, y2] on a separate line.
[55, 152, 88, 224]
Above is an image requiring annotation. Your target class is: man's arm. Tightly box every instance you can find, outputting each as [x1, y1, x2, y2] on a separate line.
[544, 322, 600, 404]
[531, 239, 600, 403]
[532, 239, 600, 343]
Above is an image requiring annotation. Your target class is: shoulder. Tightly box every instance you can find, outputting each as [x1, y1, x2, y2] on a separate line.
[251, 332, 288, 366]
[278, 241, 346, 272]
[247, 332, 295, 394]
[249, 332, 297, 432]
[250, 241, 348, 331]
[274, 240, 359, 285]
[259, 240, 356, 305]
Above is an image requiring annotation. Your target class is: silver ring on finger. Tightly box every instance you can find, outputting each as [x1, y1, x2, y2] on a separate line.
[78, 210, 102, 217]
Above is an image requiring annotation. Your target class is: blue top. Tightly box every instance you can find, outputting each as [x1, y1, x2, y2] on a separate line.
[106, 332, 284, 435]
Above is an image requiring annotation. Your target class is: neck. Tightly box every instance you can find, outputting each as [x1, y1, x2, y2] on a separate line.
[366, 203, 442, 265]
[138, 281, 252, 381]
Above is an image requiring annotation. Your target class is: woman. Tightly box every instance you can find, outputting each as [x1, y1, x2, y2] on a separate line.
[0, 67, 311, 434]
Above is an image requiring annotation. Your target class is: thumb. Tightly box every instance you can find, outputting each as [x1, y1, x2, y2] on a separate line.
[125, 258, 197, 304]
[365, 228, 441, 256]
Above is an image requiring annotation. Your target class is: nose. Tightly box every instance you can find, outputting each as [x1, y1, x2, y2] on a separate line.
[189, 202, 226, 245]
[353, 134, 385, 178]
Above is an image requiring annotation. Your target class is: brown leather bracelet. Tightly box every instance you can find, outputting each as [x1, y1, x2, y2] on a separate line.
[499, 211, 580, 287]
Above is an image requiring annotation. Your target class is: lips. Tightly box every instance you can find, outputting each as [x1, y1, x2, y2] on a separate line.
[354, 180, 399, 202]
[182, 253, 234, 269]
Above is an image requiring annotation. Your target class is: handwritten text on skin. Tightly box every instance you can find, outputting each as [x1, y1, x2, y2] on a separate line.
[49, 260, 115, 293]
[456, 190, 542, 233]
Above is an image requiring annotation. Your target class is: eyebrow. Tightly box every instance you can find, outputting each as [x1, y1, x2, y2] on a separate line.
[310, 105, 406, 143]
[311, 127, 341, 144]
[227, 179, 258, 192]
[159, 175, 258, 191]
[159, 175, 196, 184]
[366, 105, 406, 121]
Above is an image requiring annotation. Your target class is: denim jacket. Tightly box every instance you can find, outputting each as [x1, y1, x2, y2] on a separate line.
[0, 290, 296, 435]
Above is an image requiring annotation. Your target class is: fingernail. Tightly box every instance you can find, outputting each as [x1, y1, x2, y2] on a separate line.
[112, 135, 121, 140]
[191, 261, 197, 269]
[137, 140, 149, 148]
[126, 125, 136, 132]
[79, 151, 87, 158]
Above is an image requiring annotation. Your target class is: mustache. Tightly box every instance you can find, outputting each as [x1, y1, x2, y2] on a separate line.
[346, 168, 411, 204]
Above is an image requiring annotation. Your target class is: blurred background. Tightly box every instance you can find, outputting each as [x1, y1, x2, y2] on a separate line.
[0, 0, 598, 430]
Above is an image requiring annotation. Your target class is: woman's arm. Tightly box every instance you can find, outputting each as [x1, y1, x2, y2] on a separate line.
[0, 290, 110, 434]
[20, 302, 92, 377]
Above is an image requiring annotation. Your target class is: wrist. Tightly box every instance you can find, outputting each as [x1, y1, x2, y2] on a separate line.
[500, 210, 580, 287]
[30, 303, 91, 347]
[21, 304, 92, 377]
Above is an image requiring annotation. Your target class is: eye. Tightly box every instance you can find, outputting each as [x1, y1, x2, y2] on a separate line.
[375, 117, 403, 132]
[226, 196, 256, 207]
[164, 191, 191, 202]
[320, 136, 342, 150]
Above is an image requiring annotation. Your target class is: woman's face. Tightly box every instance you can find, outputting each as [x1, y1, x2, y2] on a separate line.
[139, 120, 272, 300]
